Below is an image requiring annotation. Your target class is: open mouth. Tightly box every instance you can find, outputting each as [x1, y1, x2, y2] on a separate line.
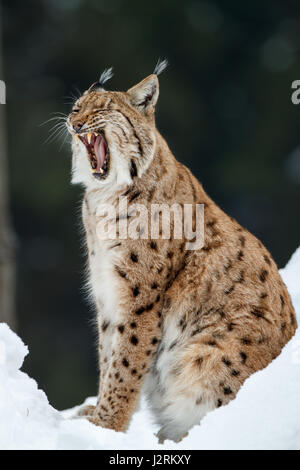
[77, 132, 109, 179]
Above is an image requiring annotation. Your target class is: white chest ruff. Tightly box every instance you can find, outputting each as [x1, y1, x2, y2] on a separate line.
[83, 191, 123, 327]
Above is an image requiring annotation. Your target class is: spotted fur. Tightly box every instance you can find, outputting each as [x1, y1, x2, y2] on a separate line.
[68, 72, 297, 442]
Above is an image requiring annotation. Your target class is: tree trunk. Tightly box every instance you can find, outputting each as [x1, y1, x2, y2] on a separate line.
[0, 5, 16, 329]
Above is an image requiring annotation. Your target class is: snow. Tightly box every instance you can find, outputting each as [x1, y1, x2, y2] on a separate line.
[0, 324, 60, 449]
[1, 248, 300, 450]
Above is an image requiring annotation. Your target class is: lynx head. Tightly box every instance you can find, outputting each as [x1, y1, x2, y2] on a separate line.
[66, 61, 167, 189]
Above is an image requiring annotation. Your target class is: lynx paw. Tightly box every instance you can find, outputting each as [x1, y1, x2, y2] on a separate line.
[156, 429, 188, 444]
[77, 404, 96, 418]
[77, 405, 106, 427]
[87, 415, 104, 426]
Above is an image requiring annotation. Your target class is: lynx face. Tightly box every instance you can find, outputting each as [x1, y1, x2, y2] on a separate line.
[66, 74, 160, 189]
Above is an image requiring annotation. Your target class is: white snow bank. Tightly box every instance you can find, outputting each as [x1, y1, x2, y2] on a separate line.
[0, 324, 60, 449]
[1, 248, 300, 450]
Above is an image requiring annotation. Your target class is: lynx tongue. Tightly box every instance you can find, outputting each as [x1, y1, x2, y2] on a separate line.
[94, 135, 107, 172]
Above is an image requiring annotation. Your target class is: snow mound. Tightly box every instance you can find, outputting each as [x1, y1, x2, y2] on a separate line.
[0, 324, 60, 450]
[1, 248, 300, 450]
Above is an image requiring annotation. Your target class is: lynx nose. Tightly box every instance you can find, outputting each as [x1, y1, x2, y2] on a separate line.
[73, 121, 84, 132]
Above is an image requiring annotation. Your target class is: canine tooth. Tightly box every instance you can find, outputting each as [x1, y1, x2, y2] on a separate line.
[99, 168, 104, 174]
[87, 133, 92, 144]
[74, 134, 79, 140]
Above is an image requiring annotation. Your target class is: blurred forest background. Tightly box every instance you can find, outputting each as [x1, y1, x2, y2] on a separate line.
[0, 0, 300, 410]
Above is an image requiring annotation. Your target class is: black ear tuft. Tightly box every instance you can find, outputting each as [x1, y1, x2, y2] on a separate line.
[98, 67, 114, 87]
[89, 67, 114, 92]
[153, 58, 168, 76]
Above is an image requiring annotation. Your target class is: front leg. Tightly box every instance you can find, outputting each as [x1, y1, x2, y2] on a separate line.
[90, 291, 163, 431]
[80, 196, 172, 431]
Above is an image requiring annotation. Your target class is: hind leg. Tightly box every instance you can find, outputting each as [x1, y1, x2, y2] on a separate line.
[144, 287, 283, 442]
[144, 326, 255, 442]
[155, 392, 215, 443]
[144, 336, 219, 443]
[144, 366, 216, 442]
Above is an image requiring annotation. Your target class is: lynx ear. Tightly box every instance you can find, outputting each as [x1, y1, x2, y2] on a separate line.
[127, 74, 159, 113]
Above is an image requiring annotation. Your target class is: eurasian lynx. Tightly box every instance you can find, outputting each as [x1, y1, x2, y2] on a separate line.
[66, 64, 297, 442]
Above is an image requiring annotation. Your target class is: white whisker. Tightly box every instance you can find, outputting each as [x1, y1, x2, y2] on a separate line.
[39, 116, 67, 127]
[58, 130, 70, 151]
[44, 124, 68, 145]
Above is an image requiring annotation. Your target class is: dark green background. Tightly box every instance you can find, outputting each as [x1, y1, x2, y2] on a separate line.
[2, 0, 300, 409]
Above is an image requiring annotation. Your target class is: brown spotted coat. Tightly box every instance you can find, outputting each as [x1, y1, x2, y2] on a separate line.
[67, 74, 297, 441]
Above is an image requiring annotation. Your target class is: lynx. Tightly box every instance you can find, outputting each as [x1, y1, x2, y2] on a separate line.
[66, 63, 297, 442]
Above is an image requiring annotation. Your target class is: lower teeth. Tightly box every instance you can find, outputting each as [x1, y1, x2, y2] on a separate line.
[89, 152, 108, 176]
